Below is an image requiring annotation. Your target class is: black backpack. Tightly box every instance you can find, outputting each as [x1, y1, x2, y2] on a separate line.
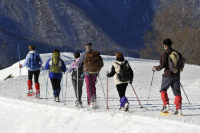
[115, 61, 133, 82]
[166, 50, 185, 73]
[72, 61, 84, 78]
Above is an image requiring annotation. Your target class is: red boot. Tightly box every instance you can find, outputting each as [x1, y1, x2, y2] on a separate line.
[27, 80, 33, 94]
[174, 95, 182, 110]
[161, 91, 169, 106]
[35, 83, 40, 98]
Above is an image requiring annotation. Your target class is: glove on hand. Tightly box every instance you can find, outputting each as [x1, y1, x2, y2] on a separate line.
[19, 64, 22, 68]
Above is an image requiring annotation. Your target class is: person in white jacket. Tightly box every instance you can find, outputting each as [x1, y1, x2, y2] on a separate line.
[107, 52, 133, 111]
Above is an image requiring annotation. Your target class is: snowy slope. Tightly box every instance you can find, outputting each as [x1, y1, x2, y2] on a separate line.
[0, 52, 200, 133]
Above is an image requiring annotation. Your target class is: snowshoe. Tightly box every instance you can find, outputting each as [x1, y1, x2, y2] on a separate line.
[27, 92, 36, 97]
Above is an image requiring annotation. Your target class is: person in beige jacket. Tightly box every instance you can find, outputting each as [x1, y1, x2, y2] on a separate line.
[107, 52, 133, 111]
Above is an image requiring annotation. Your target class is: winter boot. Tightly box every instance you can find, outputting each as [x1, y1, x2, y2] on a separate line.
[119, 97, 129, 111]
[75, 100, 83, 107]
[75, 100, 78, 106]
[27, 80, 33, 94]
[88, 102, 95, 109]
[55, 97, 60, 102]
[35, 83, 40, 99]
[123, 103, 129, 111]
[160, 104, 170, 113]
[174, 109, 183, 115]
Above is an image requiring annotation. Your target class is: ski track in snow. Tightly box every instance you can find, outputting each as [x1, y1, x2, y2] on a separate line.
[0, 52, 200, 133]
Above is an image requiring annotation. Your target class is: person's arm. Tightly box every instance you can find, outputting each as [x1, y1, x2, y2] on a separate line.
[129, 63, 134, 82]
[66, 62, 73, 73]
[76, 52, 85, 68]
[156, 52, 168, 71]
[107, 65, 115, 77]
[38, 54, 43, 66]
[45, 59, 50, 69]
[61, 60, 67, 72]
[21, 55, 29, 67]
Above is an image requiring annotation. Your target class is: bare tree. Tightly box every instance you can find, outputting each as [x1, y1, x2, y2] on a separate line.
[141, 0, 200, 65]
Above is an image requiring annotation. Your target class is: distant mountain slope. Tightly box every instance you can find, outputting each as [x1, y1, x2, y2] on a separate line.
[0, 0, 154, 69]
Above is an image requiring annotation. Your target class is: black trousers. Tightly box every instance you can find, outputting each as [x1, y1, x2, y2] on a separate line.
[50, 78, 61, 91]
[72, 79, 84, 103]
[116, 83, 128, 98]
[28, 70, 40, 83]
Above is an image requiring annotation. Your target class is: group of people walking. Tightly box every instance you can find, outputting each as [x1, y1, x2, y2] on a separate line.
[19, 39, 184, 115]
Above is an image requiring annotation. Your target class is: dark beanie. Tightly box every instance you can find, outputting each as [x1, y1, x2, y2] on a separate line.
[86, 42, 92, 46]
[163, 39, 172, 46]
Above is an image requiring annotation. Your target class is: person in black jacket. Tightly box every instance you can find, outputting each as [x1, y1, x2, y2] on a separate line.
[107, 52, 133, 111]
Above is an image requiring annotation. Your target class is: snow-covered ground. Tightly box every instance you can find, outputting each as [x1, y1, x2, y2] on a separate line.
[0, 52, 200, 133]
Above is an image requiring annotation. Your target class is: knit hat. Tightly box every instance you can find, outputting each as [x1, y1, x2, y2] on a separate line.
[85, 42, 92, 46]
[163, 39, 172, 46]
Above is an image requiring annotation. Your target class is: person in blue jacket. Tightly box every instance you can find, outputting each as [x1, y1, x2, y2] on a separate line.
[19, 45, 43, 98]
[45, 49, 66, 102]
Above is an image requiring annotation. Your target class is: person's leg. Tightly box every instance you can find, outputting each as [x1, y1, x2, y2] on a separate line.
[85, 75, 91, 105]
[33, 70, 40, 83]
[116, 84, 126, 98]
[171, 77, 182, 110]
[160, 77, 172, 106]
[34, 70, 40, 95]
[28, 71, 34, 92]
[78, 80, 84, 103]
[55, 79, 61, 98]
[50, 78, 57, 97]
[91, 75, 97, 102]
[117, 83, 129, 109]
[72, 79, 78, 100]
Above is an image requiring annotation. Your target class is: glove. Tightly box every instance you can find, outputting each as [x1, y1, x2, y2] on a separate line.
[152, 66, 156, 72]
[106, 73, 109, 77]
[19, 64, 22, 68]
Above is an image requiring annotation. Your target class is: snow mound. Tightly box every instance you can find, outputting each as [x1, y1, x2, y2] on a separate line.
[0, 52, 200, 133]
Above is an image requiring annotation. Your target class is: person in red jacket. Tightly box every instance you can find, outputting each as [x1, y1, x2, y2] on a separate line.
[153, 39, 182, 115]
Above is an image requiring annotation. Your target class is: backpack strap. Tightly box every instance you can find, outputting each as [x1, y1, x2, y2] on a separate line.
[49, 57, 53, 66]
[115, 62, 121, 66]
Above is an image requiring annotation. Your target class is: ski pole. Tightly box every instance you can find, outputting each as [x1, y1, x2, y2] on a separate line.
[46, 71, 49, 99]
[64, 73, 68, 105]
[77, 68, 80, 106]
[98, 74, 107, 105]
[180, 83, 193, 110]
[107, 71, 109, 110]
[42, 71, 50, 95]
[130, 83, 143, 109]
[146, 71, 155, 110]
[18, 44, 21, 98]
[62, 73, 63, 99]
